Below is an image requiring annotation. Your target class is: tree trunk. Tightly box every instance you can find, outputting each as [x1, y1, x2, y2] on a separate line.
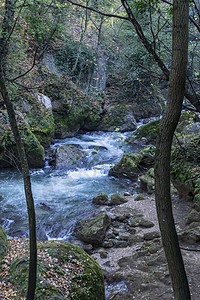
[0, 63, 37, 300]
[154, 1, 191, 299]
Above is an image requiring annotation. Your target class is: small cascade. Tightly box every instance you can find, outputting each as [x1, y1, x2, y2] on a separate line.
[0, 131, 138, 240]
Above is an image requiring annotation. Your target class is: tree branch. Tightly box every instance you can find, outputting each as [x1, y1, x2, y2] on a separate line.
[66, 0, 129, 21]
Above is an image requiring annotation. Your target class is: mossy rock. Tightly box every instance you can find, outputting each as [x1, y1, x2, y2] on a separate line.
[109, 193, 128, 205]
[139, 168, 155, 194]
[14, 92, 54, 148]
[92, 193, 109, 205]
[127, 119, 160, 145]
[42, 73, 93, 138]
[0, 225, 8, 264]
[55, 144, 86, 170]
[0, 110, 45, 169]
[134, 194, 146, 201]
[171, 136, 200, 200]
[91, 104, 137, 132]
[75, 213, 111, 245]
[9, 240, 105, 299]
[109, 145, 155, 181]
[176, 111, 200, 134]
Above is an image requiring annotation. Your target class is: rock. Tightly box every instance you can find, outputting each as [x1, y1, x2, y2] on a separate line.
[171, 180, 193, 201]
[100, 251, 108, 259]
[139, 219, 155, 228]
[127, 215, 143, 227]
[144, 231, 160, 241]
[193, 202, 200, 212]
[185, 209, 200, 225]
[139, 168, 155, 194]
[126, 119, 160, 145]
[85, 104, 137, 132]
[21, 93, 54, 148]
[102, 240, 115, 248]
[118, 232, 131, 241]
[171, 135, 200, 201]
[109, 146, 155, 181]
[37, 93, 52, 111]
[75, 213, 111, 245]
[55, 144, 86, 170]
[88, 145, 108, 151]
[109, 193, 128, 205]
[9, 240, 105, 299]
[134, 194, 146, 201]
[124, 192, 131, 196]
[0, 110, 45, 169]
[0, 225, 8, 263]
[114, 240, 129, 248]
[43, 74, 96, 138]
[178, 225, 200, 244]
[92, 193, 109, 205]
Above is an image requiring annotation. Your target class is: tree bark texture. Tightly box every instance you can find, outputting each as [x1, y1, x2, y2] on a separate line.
[0, 2, 37, 298]
[154, 1, 191, 299]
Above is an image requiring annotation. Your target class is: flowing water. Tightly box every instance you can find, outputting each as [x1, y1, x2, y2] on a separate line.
[0, 131, 140, 241]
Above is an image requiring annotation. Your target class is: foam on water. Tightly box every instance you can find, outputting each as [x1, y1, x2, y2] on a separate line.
[0, 131, 138, 240]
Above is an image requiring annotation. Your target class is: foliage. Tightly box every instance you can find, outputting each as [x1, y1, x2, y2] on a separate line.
[54, 35, 95, 77]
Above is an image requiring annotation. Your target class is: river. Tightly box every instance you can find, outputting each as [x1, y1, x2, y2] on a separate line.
[0, 130, 140, 241]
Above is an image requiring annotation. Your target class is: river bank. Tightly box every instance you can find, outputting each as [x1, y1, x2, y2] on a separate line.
[91, 192, 200, 300]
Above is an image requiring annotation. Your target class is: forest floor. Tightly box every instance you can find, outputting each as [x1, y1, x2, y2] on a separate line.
[92, 192, 200, 300]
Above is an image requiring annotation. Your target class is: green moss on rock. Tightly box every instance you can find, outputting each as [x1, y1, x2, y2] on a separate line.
[43, 73, 93, 138]
[109, 146, 155, 180]
[0, 110, 45, 169]
[9, 240, 105, 300]
[0, 225, 8, 264]
[127, 119, 160, 145]
[171, 136, 200, 201]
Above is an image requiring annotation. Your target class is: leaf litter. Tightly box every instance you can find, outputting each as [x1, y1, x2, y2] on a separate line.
[0, 238, 84, 299]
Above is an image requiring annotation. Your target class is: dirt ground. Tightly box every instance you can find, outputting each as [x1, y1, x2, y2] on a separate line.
[92, 193, 200, 300]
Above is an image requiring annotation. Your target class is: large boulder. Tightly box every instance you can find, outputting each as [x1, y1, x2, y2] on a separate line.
[9, 240, 105, 299]
[75, 213, 111, 245]
[55, 144, 86, 170]
[126, 119, 160, 145]
[0, 225, 8, 263]
[16, 92, 54, 148]
[85, 104, 137, 132]
[0, 110, 45, 169]
[109, 145, 155, 180]
[43, 73, 95, 138]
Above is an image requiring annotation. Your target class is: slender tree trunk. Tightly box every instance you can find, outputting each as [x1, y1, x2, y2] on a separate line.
[154, 1, 191, 299]
[0, 63, 37, 300]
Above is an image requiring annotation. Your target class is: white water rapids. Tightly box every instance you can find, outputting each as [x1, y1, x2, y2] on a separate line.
[0, 131, 141, 241]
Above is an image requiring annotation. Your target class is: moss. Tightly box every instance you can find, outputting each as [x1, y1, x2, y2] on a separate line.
[171, 136, 200, 200]
[0, 225, 8, 264]
[9, 241, 105, 300]
[28, 108, 54, 148]
[40, 241, 105, 300]
[128, 119, 160, 145]
[139, 168, 155, 194]
[109, 146, 155, 180]
[135, 194, 146, 201]
[0, 110, 45, 168]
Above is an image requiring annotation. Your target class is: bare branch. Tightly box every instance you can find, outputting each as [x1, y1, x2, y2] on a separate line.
[66, 0, 129, 21]
[125, 55, 162, 79]
[4, 0, 27, 48]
